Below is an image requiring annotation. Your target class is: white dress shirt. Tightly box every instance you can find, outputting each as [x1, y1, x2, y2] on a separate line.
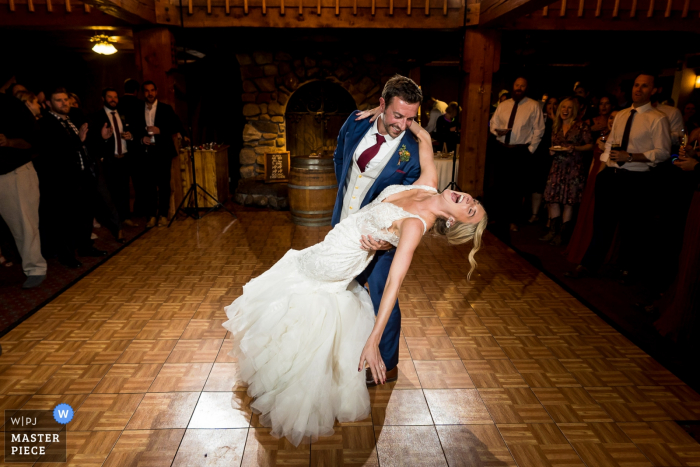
[353, 114, 404, 172]
[104, 106, 128, 156]
[489, 96, 545, 153]
[600, 102, 671, 172]
[145, 100, 158, 127]
[655, 103, 684, 144]
[339, 115, 405, 221]
[425, 100, 448, 133]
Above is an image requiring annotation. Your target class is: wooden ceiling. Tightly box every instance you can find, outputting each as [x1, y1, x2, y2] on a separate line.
[1, 0, 699, 30]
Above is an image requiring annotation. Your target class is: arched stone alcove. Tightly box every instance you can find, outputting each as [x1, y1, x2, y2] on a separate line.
[285, 80, 357, 157]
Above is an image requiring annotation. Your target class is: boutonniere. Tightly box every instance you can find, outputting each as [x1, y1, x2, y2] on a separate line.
[398, 145, 410, 165]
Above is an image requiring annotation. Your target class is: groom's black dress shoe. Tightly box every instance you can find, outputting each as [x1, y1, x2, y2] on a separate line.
[366, 367, 398, 387]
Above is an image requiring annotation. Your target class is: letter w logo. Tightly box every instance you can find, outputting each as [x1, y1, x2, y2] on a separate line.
[58, 410, 69, 418]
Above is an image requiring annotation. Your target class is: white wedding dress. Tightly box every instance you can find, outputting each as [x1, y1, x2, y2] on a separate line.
[222, 184, 436, 446]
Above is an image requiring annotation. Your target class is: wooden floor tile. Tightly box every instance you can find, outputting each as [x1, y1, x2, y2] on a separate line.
[134, 320, 189, 340]
[203, 362, 248, 391]
[15, 341, 84, 365]
[618, 421, 700, 467]
[497, 423, 585, 467]
[436, 425, 517, 466]
[374, 426, 447, 466]
[93, 364, 163, 394]
[479, 388, 553, 424]
[188, 391, 251, 428]
[216, 338, 238, 363]
[0, 364, 61, 394]
[181, 319, 227, 340]
[70, 393, 144, 431]
[404, 337, 459, 360]
[462, 360, 528, 388]
[172, 428, 248, 466]
[34, 430, 121, 467]
[241, 427, 310, 466]
[413, 360, 474, 389]
[423, 389, 492, 425]
[311, 425, 379, 467]
[64, 340, 130, 365]
[126, 392, 200, 429]
[37, 364, 111, 395]
[115, 339, 177, 364]
[557, 422, 653, 467]
[533, 387, 614, 423]
[102, 429, 185, 467]
[148, 362, 213, 392]
[511, 359, 580, 388]
[369, 389, 433, 426]
[166, 339, 223, 363]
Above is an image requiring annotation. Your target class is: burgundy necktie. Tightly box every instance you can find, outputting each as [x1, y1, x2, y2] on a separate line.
[357, 133, 386, 172]
[111, 112, 123, 156]
[620, 109, 637, 152]
[504, 101, 518, 145]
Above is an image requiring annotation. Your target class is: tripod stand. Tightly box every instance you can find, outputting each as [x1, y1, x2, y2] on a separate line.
[168, 130, 236, 227]
[440, 144, 462, 193]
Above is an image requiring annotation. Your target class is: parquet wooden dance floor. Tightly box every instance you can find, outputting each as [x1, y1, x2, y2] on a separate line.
[2, 208, 700, 466]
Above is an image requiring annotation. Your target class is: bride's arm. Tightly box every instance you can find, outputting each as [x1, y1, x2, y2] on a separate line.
[406, 121, 438, 189]
[358, 217, 423, 385]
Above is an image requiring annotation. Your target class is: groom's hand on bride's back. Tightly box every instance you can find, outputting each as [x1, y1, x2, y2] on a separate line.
[360, 235, 392, 251]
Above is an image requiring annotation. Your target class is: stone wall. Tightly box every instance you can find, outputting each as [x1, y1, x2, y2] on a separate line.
[235, 51, 402, 180]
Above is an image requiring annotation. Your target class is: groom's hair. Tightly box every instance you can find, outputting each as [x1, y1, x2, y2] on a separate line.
[382, 75, 422, 107]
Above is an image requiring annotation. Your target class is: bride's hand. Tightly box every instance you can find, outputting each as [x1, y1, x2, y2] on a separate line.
[355, 107, 381, 123]
[358, 337, 386, 385]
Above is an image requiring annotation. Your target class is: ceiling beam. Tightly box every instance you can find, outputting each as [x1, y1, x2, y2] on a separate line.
[82, 0, 156, 24]
[0, 7, 129, 27]
[479, 0, 555, 26]
[504, 15, 700, 31]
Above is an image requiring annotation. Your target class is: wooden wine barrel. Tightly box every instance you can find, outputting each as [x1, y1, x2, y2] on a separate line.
[288, 156, 338, 227]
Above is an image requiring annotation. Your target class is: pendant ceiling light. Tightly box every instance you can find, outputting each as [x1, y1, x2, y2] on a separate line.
[90, 34, 117, 55]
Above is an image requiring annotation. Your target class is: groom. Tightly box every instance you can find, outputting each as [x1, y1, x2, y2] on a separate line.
[332, 75, 422, 386]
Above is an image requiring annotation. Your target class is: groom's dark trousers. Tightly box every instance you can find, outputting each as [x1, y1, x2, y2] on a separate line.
[331, 113, 421, 371]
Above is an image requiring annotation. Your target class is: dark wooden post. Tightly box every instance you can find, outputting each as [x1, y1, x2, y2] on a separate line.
[458, 29, 500, 197]
[134, 27, 184, 217]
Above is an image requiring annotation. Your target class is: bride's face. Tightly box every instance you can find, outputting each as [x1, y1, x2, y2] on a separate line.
[440, 190, 485, 225]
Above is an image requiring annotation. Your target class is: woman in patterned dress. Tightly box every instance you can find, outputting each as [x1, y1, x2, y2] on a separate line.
[540, 97, 593, 246]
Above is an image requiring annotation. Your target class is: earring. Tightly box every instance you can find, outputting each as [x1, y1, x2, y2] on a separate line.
[445, 219, 452, 229]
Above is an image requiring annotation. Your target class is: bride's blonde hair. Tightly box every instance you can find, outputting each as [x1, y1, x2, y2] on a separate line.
[432, 214, 488, 280]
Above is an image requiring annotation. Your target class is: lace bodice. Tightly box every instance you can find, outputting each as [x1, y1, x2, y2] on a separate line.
[294, 185, 437, 292]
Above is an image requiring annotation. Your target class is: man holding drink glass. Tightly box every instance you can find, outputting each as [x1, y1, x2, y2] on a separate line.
[567, 72, 671, 283]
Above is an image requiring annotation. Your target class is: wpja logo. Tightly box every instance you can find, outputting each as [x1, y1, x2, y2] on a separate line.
[4, 404, 72, 463]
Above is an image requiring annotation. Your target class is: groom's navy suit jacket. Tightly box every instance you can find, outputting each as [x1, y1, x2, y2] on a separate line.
[331, 114, 421, 226]
[331, 113, 421, 370]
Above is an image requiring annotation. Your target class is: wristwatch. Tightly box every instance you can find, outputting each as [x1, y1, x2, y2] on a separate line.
[627, 153, 633, 162]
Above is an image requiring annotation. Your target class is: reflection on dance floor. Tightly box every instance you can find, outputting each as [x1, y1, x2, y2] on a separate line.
[0, 207, 698, 466]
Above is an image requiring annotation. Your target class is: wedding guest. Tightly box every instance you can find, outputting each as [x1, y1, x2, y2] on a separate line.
[587, 94, 614, 139]
[34, 88, 107, 268]
[540, 97, 593, 246]
[8, 83, 27, 98]
[654, 144, 700, 350]
[567, 73, 671, 283]
[653, 99, 684, 144]
[424, 95, 447, 134]
[489, 76, 545, 232]
[435, 102, 459, 153]
[529, 96, 558, 224]
[683, 102, 697, 131]
[137, 81, 183, 228]
[566, 110, 619, 264]
[0, 90, 46, 288]
[88, 87, 135, 228]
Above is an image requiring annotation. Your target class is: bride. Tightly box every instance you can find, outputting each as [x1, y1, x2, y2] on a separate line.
[222, 112, 487, 446]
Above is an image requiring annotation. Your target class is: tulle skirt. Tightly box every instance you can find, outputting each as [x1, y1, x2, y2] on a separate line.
[222, 250, 376, 446]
